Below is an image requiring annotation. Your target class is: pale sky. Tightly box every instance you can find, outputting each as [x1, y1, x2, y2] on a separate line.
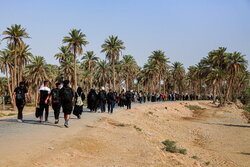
[0, 0, 250, 70]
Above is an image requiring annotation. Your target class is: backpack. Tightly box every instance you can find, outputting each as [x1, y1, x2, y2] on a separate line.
[51, 88, 60, 103]
[16, 87, 25, 100]
[61, 87, 73, 102]
[99, 91, 106, 100]
[76, 92, 83, 106]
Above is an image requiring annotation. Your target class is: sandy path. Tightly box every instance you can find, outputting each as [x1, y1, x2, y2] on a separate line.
[0, 101, 249, 167]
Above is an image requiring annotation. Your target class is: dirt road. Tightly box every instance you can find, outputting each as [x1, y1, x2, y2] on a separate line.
[0, 101, 249, 167]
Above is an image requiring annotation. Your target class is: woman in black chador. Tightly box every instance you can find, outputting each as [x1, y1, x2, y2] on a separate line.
[73, 87, 85, 119]
[87, 89, 98, 112]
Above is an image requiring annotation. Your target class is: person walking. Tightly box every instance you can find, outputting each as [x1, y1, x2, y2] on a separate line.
[138, 91, 143, 103]
[107, 89, 116, 113]
[38, 81, 51, 123]
[87, 89, 98, 112]
[98, 87, 106, 113]
[12, 82, 29, 122]
[147, 93, 151, 102]
[59, 80, 74, 128]
[125, 90, 132, 109]
[73, 87, 85, 119]
[50, 82, 61, 124]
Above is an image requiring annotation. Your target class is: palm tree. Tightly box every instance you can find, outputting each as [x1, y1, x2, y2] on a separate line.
[187, 65, 198, 95]
[60, 56, 74, 81]
[94, 60, 110, 88]
[149, 50, 169, 93]
[54, 46, 72, 63]
[171, 62, 185, 94]
[82, 51, 99, 88]
[24, 56, 48, 106]
[63, 29, 88, 90]
[0, 50, 13, 101]
[46, 64, 60, 84]
[225, 52, 247, 101]
[2, 24, 30, 88]
[121, 55, 139, 90]
[207, 68, 226, 106]
[101, 35, 125, 90]
[143, 60, 157, 93]
[16, 43, 32, 83]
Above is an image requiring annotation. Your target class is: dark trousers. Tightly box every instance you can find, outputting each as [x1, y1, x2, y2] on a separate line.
[108, 101, 115, 113]
[100, 100, 106, 112]
[127, 100, 131, 109]
[52, 103, 61, 120]
[139, 97, 142, 103]
[16, 103, 24, 120]
[40, 103, 49, 121]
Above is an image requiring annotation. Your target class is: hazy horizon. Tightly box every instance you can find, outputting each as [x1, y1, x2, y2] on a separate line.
[0, 0, 250, 71]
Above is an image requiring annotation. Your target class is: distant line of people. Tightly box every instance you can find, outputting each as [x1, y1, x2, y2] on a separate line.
[12, 80, 213, 128]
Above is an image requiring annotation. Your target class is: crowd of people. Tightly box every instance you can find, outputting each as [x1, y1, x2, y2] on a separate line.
[11, 80, 134, 128]
[11, 80, 212, 128]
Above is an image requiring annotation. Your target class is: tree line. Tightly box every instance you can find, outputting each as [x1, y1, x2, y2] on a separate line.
[0, 24, 249, 106]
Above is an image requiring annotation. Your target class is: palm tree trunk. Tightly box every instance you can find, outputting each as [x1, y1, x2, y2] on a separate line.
[199, 79, 202, 97]
[35, 85, 38, 107]
[14, 49, 17, 89]
[159, 75, 161, 93]
[6, 67, 13, 107]
[218, 80, 223, 107]
[73, 49, 77, 91]
[225, 73, 234, 102]
[212, 84, 217, 104]
[11, 69, 14, 93]
[112, 60, 116, 91]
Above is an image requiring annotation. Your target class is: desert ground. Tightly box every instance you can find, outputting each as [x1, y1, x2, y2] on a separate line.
[0, 101, 249, 167]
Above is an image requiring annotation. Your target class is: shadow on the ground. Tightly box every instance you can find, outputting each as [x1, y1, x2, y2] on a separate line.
[0, 118, 63, 128]
[240, 152, 250, 155]
[23, 119, 63, 128]
[203, 122, 250, 128]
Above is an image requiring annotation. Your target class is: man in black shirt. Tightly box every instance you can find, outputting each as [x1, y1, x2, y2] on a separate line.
[59, 80, 74, 128]
[38, 81, 51, 122]
[125, 90, 132, 109]
[107, 89, 116, 114]
[50, 82, 61, 124]
[12, 82, 29, 122]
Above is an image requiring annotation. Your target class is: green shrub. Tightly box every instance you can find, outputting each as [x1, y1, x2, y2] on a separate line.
[185, 105, 205, 111]
[162, 139, 187, 155]
[116, 123, 125, 127]
[191, 155, 199, 159]
[243, 106, 250, 113]
[241, 87, 250, 105]
[134, 125, 142, 131]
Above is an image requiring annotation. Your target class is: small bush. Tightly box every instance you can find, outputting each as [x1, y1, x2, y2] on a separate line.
[148, 111, 153, 115]
[192, 155, 199, 159]
[243, 106, 250, 113]
[185, 105, 205, 111]
[116, 123, 125, 127]
[241, 87, 250, 105]
[134, 125, 142, 131]
[162, 139, 187, 155]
